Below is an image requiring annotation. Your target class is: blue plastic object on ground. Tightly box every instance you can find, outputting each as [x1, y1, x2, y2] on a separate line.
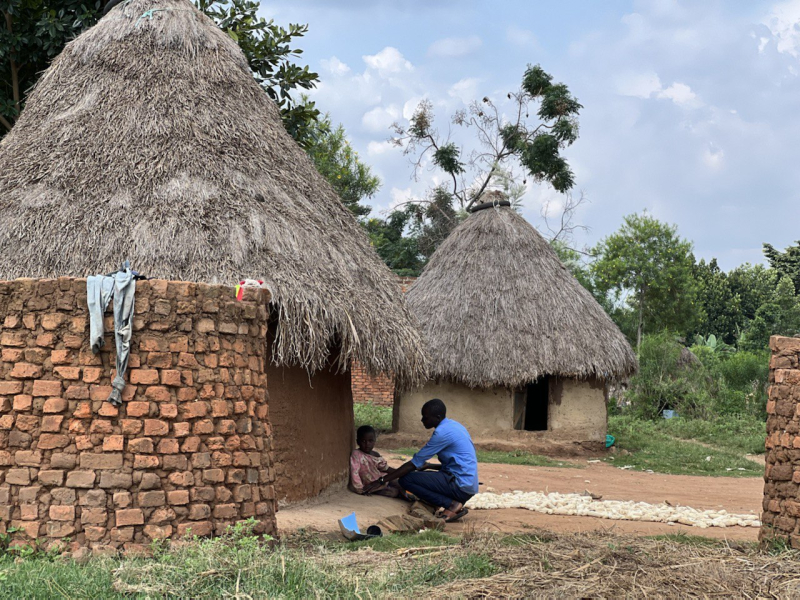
[605, 434, 615, 448]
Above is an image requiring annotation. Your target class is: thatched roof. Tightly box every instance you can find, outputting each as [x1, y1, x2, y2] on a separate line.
[406, 203, 636, 389]
[0, 0, 426, 386]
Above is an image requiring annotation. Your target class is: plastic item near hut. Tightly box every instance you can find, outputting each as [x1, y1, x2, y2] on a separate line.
[338, 512, 382, 541]
[662, 410, 677, 420]
[605, 435, 615, 448]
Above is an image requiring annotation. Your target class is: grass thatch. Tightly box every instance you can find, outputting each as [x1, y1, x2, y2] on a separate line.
[0, 0, 426, 386]
[406, 204, 636, 389]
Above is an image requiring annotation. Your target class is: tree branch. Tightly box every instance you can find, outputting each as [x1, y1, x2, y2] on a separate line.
[0, 113, 12, 132]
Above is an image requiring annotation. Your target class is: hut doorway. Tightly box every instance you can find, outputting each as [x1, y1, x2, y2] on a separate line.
[519, 377, 549, 431]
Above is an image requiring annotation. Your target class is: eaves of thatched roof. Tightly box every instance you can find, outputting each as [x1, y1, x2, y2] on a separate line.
[406, 204, 637, 389]
[0, 0, 426, 387]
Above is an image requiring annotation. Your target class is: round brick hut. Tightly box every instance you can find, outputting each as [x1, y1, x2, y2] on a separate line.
[0, 0, 425, 553]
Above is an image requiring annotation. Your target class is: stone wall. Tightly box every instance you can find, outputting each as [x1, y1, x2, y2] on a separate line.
[761, 335, 800, 547]
[0, 277, 276, 554]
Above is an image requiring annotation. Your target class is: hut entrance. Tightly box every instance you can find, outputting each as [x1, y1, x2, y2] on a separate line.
[514, 377, 549, 431]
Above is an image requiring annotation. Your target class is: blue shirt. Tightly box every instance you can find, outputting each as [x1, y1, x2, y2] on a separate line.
[411, 418, 479, 494]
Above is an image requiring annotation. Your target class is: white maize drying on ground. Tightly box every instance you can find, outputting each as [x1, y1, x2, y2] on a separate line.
[465, 491, 761, 529]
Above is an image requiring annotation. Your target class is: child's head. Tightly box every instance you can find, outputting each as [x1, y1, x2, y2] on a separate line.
[356, 425, 377, 453]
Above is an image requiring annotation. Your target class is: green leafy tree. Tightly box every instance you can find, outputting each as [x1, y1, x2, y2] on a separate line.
[591, 213, 698, 353]
[305, 114, 380, 218]
[727, 263, 778, 322]
[739, 275, 800, 350]
[2, 0, 319, 144]
[0, 0, 102, 134]
[692, 258, 743, 345]
[763, 241, 800, 293]
[364, 210, 422, 276]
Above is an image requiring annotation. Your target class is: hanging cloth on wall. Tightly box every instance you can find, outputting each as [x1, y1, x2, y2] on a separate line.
[87, 261, 138, 406]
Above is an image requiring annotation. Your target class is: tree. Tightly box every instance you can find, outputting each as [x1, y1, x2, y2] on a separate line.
[739, 275, 800, 350]
[2, 0, 320, 144]
[763, 241, 800, 294]
[692, 258, 743, 345]
[0, 0, 101, 134]
[389, 64, 583, 251]
[304, 114, 380, 218]
[727, 263, 777, 323]
[591, 213, 698, 353]
[364, 211, 423, 276]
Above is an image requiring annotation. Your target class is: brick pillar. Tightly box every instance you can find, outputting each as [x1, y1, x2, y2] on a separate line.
[761, 335, 800, 547]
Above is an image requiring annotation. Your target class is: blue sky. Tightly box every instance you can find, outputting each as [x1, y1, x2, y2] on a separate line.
[260, 0, 800, 270]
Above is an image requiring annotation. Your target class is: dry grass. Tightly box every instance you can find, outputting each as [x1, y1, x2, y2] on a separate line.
[406, 204, 636, 389]
[0, 0, 426, 387]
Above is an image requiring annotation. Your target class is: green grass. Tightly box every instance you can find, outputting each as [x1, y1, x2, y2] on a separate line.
[653, 415, 766, 455]
[607, 415, 763, 477]
[354, 402, 393, 432]
[393, 447, 581, 468]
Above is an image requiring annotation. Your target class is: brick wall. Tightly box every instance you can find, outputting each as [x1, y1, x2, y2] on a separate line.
[351, 275, 415, 407]
[0, 277, 275, 555]
[761, 335, 800, 547]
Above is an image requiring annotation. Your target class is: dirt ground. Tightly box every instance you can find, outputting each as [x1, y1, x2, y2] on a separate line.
[277, 450, 764, 542]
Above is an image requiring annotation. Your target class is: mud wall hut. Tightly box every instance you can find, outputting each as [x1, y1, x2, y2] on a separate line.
[395, 198, 635, 448]
[0, 0, 425, 551]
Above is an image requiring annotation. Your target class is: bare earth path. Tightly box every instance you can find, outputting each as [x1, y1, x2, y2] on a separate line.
[277, 450, 764, 542]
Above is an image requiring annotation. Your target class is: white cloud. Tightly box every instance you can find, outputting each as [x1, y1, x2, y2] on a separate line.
[616, 71, 663, 98]
[389, 187, 414, 210]
[402, 96, 426, 120]
[506, 26, 537, 47]
[765, 0, 800, 56]
[367, 140, 396, 156]
[320, 56, 350, 76]
[363, 47, 413, 77]
[427, 35, 483, 58]
[703, 145, 724, 170]
[658, 82, 697, 106]
[361, 105, 401, 133]
[447, 78, 481, 104]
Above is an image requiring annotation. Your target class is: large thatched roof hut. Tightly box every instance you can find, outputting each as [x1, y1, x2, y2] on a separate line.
[395, 197, 636, 448]
[0, 0, 426, 507]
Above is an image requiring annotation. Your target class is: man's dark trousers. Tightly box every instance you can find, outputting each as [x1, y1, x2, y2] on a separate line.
[399, 471, 473, 508]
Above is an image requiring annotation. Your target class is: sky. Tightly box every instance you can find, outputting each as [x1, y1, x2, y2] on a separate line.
[259, 0, 800, 270]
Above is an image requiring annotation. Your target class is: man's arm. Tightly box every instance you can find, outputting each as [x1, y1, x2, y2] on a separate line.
[363, 460, 416, 494]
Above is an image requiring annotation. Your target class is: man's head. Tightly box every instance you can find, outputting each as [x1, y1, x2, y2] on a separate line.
[356, 425, 377, 453]
[421, 398, 447, 429]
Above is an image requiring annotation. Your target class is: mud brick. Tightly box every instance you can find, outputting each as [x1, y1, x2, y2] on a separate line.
[181, 371, 194, 386]
[19, 485, 41, 504]
[177, 387, 198, 401]
[89, 420, 113, 434]
[217, 420, 236, 435]
[16, 414, 41, 431]
[211, 452, 232, 468]
[82, 368, 102, 383]
[38, 470, 64, 486]
[192, 453, 211, 469]
[178, 520, 212, 538]
[34, 380, 63, 397]
[145, 386, 171, 403]
[50, 505, 75, 521]
[180, 436, 201, 453]
[168, 471, 194, 487]
[72, 401, 91, 418]
[162, 455, 188, 471]
[232, 485, 252, 502]
[160, 370, 182, 387]
[15, 450, 42, 467]
[114, 491, 132, 507]
[40, 313, 66, 330]
[38, 433, 70, 449]
[188, 504, 211, 520]
[146, 352, 172, 369]
[41, 415, 64, 432]
[0, 381, 23, 395]
[157, 438, 179, 454]
[159, 404, 178, 419]
[139, 337, 166, 352]
[128, 438, 154, 453]
[137, 474, 161, 492]
[1, 348, 23, 361]
[134, 455, 160, 470]
[121, 419, 143, 435]
[3, 314, 20, 328]
[67, 420, 87, 434]
[168, 337, 189, 353]
[213, 504, 238, 519]
[206, 437, 225, 451]
[99, 472, 133, 488]
[89, 386, 113, 402]
[84, 526, 107, 542]
[36, 333, 56, 347]
[149, 506, 176, 525]
[130, 369, 159, 385]
[50, 350, 73, 365]
[138, 491, 166, 507]
[20, 504, 38, 520]
[65, 384, 90, 399]
[50, 453, 77, 469]
[202, 469, 224, 483]
[47, 521, 75, 538]
[111, 527, 136, 543]
[193, 419, 214, 435]
[98, 403, 119, 418]
[178, 353, 199, 368]
[227, 469, 246, 484]
[166, 490, 189, 505]
[144, 419, 169, 436]
[43, 397, 68, 413]
[0, 415, 15, 429]
[52, 367, 81, 381]
[181, 402, 209, 419]
[75, 435, 93, 450]
[144, 524, 173, 540]
[103, 435, 124, 452]
[1, 332, 26, 346]
[52, 487, 77, 504]
[6, 468, 31, 485]
[11, 363, 43, 379]
[66, 471, 96, 488]
[173, 422, 191, 438]
[772, 464, 794, 481]
[126, 402, 150, 418]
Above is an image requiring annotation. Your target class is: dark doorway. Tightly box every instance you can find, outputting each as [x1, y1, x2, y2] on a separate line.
[524, 377, 549, 431]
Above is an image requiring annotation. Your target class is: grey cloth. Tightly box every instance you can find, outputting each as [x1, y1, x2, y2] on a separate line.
[87, 266, 136, 406]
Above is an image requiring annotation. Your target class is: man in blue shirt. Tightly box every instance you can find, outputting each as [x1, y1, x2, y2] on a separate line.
[363, 399, 478, 522]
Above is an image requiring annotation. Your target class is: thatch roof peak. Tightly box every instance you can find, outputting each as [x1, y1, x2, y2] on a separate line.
[406, 206, 636, 389]
[0, 0, 426, 386]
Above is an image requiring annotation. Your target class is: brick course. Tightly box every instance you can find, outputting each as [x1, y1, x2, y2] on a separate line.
[0, 278, 276, 554]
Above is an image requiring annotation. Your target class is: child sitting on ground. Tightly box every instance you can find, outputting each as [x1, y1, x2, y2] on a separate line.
[350, 425, 406, 498]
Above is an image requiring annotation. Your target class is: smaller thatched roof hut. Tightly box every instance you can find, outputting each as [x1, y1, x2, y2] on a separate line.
[395, 196, 636, 447]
